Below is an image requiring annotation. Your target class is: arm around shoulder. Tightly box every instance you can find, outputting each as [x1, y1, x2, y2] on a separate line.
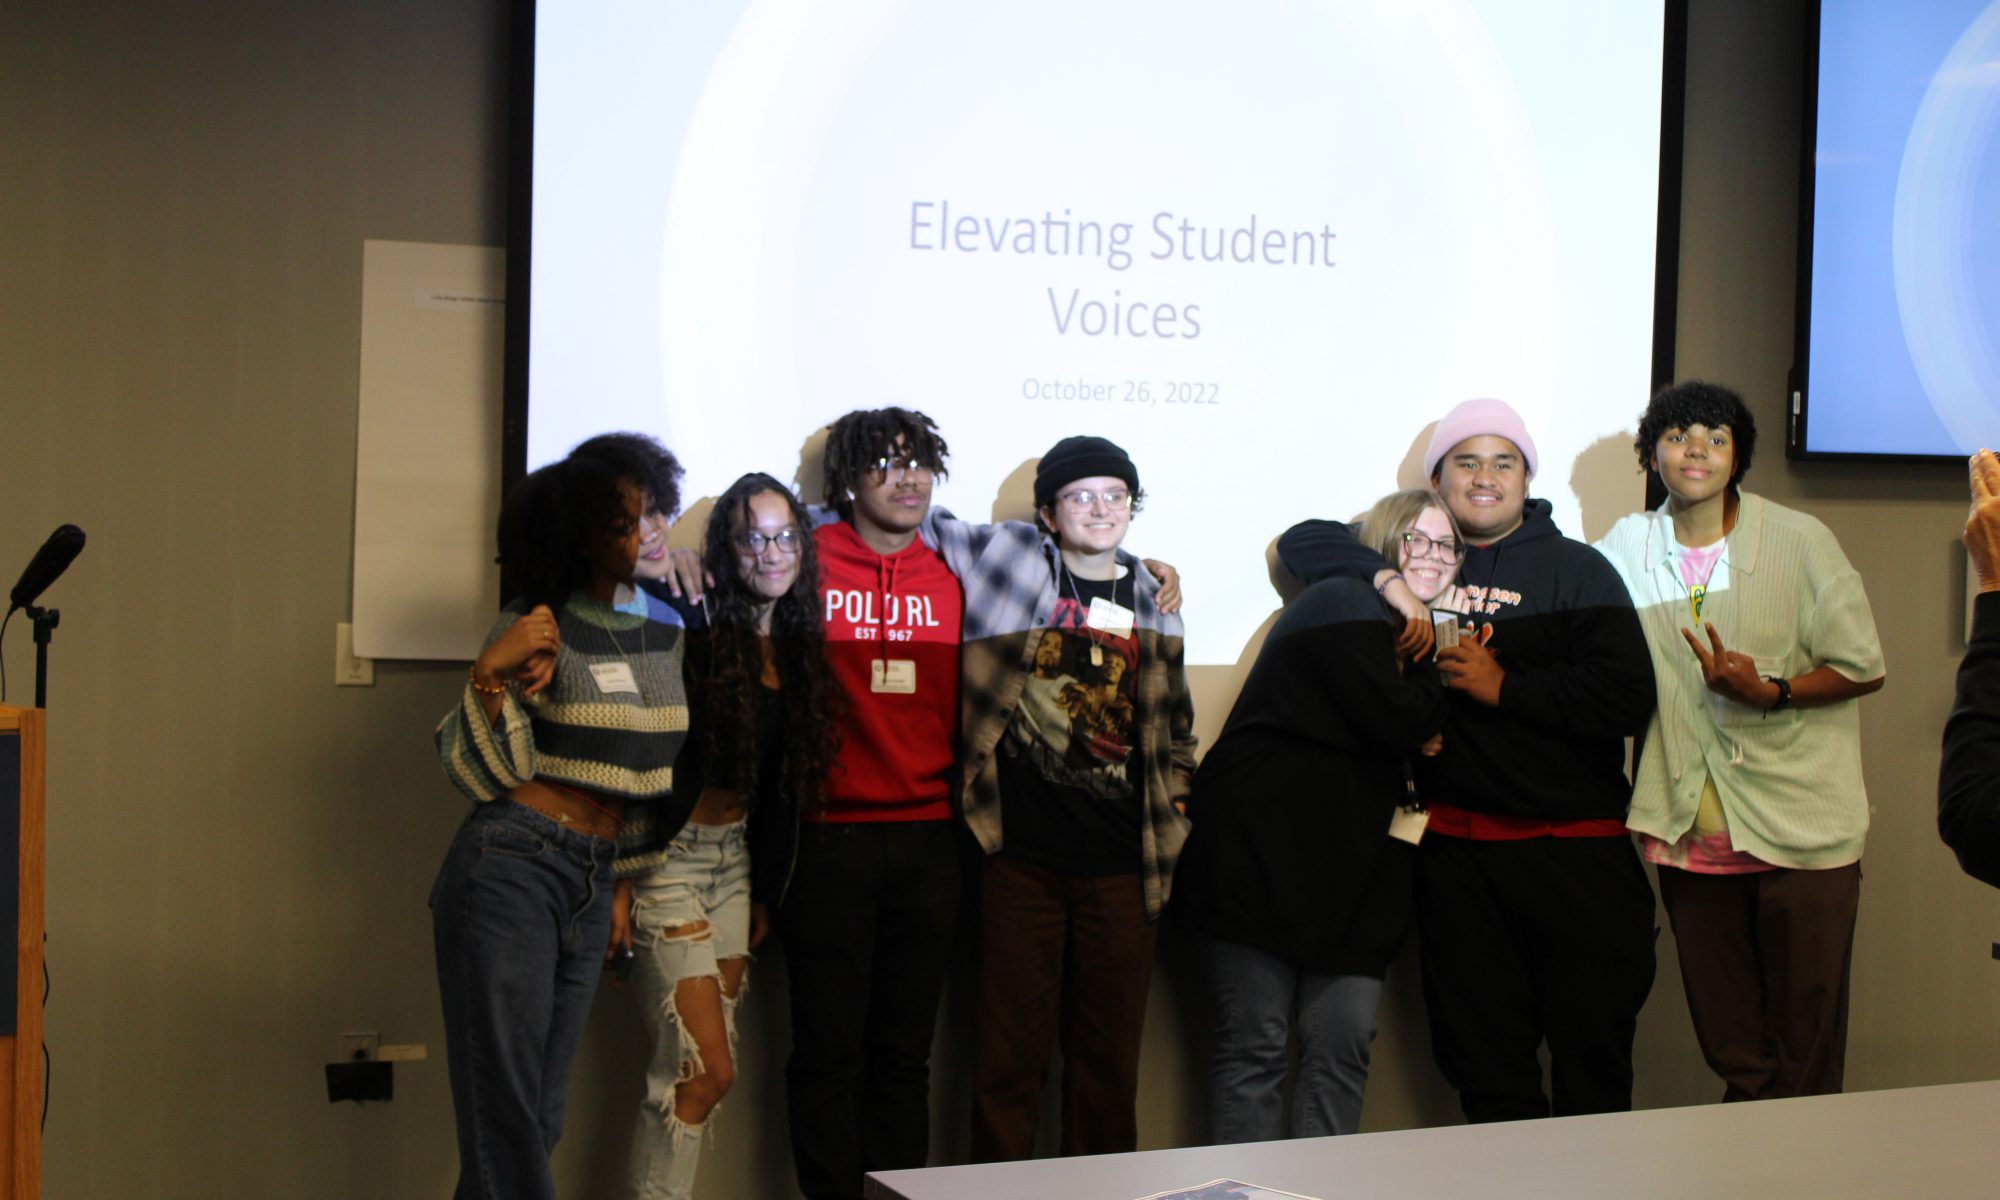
[918, 505, 1025, 577]
[1275, 518, 1390, 585]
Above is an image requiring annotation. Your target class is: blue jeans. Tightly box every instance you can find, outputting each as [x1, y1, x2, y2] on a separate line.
[431, 800, 616, 1200]
[1201, 935, 1383, 1142]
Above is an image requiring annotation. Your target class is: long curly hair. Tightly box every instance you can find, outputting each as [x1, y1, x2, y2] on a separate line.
[698, 473, 840, 812]
[496, 455, 636, 610]
[569, 431, 686, 518]
[821, 407, 950, 523]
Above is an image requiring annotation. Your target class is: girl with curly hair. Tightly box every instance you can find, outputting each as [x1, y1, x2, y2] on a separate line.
[611, 472, 838, 1200]
[431, 449, 704, 1200]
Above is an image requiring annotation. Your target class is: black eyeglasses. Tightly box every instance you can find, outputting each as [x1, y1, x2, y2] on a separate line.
[871, 456, 929, 482]
[734, 528, 802, 556]
[1399, 530, 1460, 564]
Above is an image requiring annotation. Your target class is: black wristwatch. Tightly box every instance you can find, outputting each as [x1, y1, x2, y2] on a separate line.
[1763, 675, 1791, 713]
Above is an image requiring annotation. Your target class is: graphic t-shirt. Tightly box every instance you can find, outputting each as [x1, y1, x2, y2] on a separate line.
[997, 567, 1142, 874]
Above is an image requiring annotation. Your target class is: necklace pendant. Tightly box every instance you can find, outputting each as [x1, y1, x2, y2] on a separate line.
[1091, 642, 1104, 667]
[1690, 584, 1706, 623]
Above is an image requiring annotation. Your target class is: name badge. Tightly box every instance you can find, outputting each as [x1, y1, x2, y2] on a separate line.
[1387, 807, 1429, 845]
[1086, 597, 1135, 636]
[589, 662, 640, 695]
[870, 659, 917, 694]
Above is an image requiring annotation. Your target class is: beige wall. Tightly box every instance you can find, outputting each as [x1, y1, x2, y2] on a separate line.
[2, 2, 1994, 1197]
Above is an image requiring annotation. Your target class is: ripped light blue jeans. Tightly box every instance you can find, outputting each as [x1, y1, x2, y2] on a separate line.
[623, 819, 751, 1200]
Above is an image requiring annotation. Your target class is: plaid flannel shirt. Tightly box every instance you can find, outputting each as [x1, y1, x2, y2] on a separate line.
[922, 508, 1197, 919]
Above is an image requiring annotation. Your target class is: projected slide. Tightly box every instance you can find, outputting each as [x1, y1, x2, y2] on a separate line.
[525, 0, 1666, 664]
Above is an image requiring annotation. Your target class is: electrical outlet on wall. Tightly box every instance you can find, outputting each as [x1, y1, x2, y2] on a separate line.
[335, 623, 376, 686]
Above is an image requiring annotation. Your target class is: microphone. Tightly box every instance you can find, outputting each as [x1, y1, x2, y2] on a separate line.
[8, 525, 86, 611]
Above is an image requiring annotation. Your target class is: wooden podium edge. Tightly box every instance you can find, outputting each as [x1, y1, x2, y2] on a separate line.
[0, 707, 43, 1200]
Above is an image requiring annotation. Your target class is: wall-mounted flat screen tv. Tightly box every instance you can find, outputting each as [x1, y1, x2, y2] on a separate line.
[1791, 0, 2000, 460]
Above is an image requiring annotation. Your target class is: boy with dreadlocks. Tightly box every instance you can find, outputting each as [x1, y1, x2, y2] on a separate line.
[777, 406, 965, 1200]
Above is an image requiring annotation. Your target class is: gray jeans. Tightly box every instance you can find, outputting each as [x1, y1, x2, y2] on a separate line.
[1201, 934, 1383, 1142]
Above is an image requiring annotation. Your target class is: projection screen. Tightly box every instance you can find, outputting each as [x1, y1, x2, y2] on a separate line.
[512, 0, 1677, 664]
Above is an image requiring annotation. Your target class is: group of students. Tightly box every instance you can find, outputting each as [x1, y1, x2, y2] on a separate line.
[425, 383, 1886, 1200]
[1189, 386, 1882, 1140]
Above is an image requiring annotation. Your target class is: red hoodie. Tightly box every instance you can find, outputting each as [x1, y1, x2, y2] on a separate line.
[814, 520, 963, 822]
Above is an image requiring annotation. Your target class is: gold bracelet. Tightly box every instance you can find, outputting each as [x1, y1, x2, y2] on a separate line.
[469, 666, 507, 696]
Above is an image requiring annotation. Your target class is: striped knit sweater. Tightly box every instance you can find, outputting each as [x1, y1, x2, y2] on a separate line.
[435, 589, 699, 877]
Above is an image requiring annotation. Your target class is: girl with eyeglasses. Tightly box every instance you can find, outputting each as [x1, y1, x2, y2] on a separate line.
[951, 435, 1197, 1163]
[1174, 488, 1456, 1143]
[608, 472, 838, 1199]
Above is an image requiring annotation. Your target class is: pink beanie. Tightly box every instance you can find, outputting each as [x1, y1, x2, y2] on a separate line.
[1422, 398, 1538, 481]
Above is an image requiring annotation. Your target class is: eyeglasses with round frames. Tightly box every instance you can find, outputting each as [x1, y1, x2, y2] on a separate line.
[1399, 529, 1460, 564]
[734, 528, 802, 556]
[1054, 488, 1132, 513]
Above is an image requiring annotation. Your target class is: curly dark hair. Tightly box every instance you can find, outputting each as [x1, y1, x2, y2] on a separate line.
[496, 454, 638, 610]
[697, 473, 840, 814]
[821, 407, 950, 523]
[1635, 381, 1757, 486]
[569, 431, 686, 518]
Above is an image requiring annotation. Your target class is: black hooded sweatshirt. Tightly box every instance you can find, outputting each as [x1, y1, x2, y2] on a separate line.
[1277, 499, 1654, 821]
[1175, 576, 1447, 975]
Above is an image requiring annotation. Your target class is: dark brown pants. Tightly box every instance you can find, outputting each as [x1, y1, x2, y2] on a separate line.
[968, 855, 1158, 1161]
[1657, 862, 1861, 1101]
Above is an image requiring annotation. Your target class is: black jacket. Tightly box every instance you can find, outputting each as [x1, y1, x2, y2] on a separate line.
[1277, 500, 1654, 821]
[1941, 591, 2000, 888]
[1174, 577, 1446, 975]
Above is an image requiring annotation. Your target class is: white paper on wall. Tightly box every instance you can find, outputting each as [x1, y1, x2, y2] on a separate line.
[351, 240, 504, 661]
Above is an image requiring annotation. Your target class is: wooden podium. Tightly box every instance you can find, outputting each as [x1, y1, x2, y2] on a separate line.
[0, 708, 42, 1199]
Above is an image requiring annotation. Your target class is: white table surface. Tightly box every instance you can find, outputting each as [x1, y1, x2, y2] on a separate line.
[866, 1079, 2000, 1199]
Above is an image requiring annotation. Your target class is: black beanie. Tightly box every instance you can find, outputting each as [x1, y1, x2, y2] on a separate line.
[1034, 436, 1139, 510]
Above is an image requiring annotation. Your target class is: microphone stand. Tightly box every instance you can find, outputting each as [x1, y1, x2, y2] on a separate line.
[25, 605, 58, 709]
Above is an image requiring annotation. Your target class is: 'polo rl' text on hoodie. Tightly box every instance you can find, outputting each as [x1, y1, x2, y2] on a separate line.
[815, 520, 964, 822]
